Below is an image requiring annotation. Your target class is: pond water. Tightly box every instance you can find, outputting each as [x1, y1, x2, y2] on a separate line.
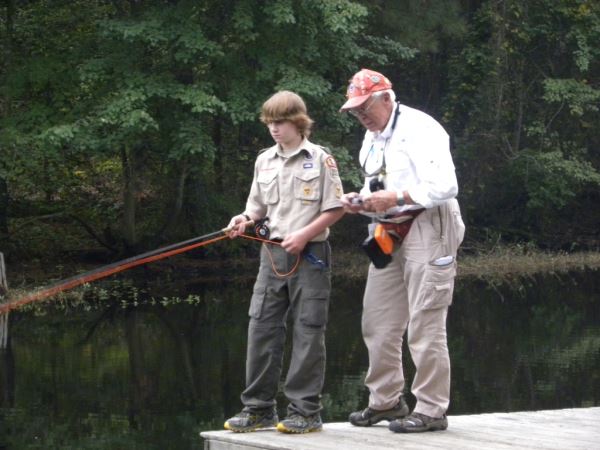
[1, 268, 599, 449]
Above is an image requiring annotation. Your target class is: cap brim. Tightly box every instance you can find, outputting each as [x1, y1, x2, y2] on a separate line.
[339, 94, 371, 112]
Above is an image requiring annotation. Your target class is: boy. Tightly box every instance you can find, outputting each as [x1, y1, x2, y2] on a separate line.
[225, 91, 344, 434]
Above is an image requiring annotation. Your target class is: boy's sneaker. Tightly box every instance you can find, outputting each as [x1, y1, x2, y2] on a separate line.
[349, 396, 409, 426]
[276, 413, 323, 434]
[388, 412, 448, 433]
[224, 408, 278, 433]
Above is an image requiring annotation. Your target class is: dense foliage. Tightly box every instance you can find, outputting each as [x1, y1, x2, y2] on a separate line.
[0, 0, 598, 263]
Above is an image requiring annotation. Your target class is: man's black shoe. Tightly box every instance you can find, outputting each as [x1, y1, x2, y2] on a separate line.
[349, 396, 409, 426]
[388, 412, 448, 433]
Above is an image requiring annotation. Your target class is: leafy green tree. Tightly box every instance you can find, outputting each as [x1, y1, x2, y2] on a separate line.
[1, 0, 410, 258]
[0, 0, 116, 254]
[443, 0, 600, 247]
[356, 0, 466, 111]
[2, 0, 599, 261]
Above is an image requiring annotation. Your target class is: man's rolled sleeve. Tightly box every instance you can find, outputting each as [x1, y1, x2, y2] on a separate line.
[406, 126, 458, 208]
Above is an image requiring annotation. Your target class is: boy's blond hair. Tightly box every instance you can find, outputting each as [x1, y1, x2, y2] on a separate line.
[260, 91, 314, 138]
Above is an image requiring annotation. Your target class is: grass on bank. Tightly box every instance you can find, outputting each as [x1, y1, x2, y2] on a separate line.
[335, 246, 600, 282]
[2, 245, 599, 314]
[3, 244, 600, 294]
[457, 247, 600, 279]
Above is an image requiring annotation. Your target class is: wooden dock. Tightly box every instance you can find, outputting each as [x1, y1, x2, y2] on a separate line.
[201, 407, 600, 449]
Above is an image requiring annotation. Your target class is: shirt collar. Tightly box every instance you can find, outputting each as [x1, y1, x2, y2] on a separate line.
[267, 138, 313, 159]
[372, 103, 401, 140]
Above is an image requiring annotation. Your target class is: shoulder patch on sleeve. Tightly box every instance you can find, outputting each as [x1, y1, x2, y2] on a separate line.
[325, 156, 337, 169]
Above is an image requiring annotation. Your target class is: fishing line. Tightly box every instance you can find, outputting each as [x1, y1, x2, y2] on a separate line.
[242, 234, 301, 278]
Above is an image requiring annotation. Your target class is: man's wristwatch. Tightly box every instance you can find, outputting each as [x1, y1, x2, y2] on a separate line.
[396, 192, 406, 207]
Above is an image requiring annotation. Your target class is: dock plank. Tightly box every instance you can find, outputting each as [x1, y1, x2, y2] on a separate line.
[201, 407, 600, 450]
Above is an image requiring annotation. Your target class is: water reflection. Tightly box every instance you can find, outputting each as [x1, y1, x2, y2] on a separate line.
[0, 270, 599, 449]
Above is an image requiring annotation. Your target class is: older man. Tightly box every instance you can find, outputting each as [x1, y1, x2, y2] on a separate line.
[339, 68, 465, 433]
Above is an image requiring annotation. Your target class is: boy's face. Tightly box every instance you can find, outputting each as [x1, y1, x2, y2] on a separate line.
[267, 120, 301, 148]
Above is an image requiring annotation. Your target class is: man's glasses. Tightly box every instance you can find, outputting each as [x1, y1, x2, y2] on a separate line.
[348, 95, 379, 118]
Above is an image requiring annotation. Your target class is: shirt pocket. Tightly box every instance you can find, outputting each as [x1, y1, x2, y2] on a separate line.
[386, 145, 412, 171]
[293, 169, 321, 201]
[385, 147, 413, 189]
[257, 171, 279, 205]
[418, 262, 456, 311]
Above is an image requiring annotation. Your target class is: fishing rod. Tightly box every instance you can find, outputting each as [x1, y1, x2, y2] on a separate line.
[0, 226, 239, 315]
[0, 217, 324, 315]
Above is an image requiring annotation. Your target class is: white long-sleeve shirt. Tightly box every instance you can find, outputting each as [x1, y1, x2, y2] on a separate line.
[359, 103, 458, 219]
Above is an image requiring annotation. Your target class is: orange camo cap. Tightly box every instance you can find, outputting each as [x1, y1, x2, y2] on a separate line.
[340, 68, 392, 111]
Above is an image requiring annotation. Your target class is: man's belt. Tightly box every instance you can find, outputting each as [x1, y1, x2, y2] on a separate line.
[379, 208, 425, 240]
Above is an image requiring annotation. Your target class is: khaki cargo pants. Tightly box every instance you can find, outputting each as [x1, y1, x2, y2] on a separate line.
[362, 199, 465, 418]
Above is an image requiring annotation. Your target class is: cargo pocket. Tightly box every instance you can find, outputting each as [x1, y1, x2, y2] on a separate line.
[257, 172, 279, 205]
[443, 200, 465, 254]
[293, 169, 321, 201]
[453, 210, 466, 248]
[419, 263, 456, 310]
[249, 286, 266, 319]
[299, 289, 329, 327]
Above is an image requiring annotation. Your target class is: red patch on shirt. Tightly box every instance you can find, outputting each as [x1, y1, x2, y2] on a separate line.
[325, 156, 337, 169]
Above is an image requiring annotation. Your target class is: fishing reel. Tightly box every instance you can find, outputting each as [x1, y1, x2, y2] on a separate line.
[254, 217, 270, 240]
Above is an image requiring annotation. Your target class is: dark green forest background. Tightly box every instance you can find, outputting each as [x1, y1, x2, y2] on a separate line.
[1, 0, 599, 267]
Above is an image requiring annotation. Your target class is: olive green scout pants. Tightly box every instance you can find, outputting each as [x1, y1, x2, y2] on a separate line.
[241, 241, 331, 417]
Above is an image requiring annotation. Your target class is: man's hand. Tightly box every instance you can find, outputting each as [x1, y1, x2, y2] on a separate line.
[340, 192, 365, 214]
[362, 190, 397, 213]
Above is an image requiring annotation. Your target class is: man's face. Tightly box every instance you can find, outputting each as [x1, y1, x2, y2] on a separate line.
[348, 93, 392, 132]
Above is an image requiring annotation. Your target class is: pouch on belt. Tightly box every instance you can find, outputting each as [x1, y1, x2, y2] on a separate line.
[361, 223, 393, 269]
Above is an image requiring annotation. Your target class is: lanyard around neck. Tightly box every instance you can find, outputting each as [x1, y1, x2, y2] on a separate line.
[360, 103, 401, 177]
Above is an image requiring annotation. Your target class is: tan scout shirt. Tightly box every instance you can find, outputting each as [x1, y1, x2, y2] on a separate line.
[244, 139, 344, 242]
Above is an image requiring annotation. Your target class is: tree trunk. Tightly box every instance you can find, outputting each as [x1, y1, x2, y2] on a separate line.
[492, 0, 507, 135]
[0, 178, 8, 237]
[512, 60, 524, 154]
[212, 119, 223, 192]
[121, 145, 137, 250]
[0, 253, 8, 350]
[3, 0, 14, 39]
[158, 163, 188, 240]
[0, 1, 14, 238]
